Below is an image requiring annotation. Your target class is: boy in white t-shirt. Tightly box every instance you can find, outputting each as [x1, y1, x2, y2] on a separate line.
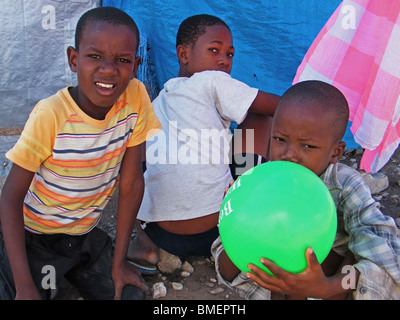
[129, 14, 279, 262]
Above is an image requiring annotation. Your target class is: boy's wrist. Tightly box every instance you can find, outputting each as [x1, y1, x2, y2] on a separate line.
[320, 276, 342, 299]
[112, 241, 129, 268]
[15, 280, 41, 299]
[318, 270, 359, 299]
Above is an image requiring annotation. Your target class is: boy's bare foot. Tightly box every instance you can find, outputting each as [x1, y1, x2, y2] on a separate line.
[127, 222, 159, 269]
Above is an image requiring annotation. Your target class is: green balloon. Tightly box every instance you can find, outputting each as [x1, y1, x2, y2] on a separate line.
[219, 161, 337, 275]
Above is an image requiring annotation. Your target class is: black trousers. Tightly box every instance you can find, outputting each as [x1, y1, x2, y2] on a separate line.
[0, 226, 144, 300]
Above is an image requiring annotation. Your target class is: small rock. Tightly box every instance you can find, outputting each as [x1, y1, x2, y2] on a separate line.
[355, 147, 364, 155]
[180, 271, 191, 278]
[172, 282, 184, 291]
[362, 172, 389, 195]
[157, 249, 182, 274]
[210, 287, 225, 295]
[344, 149, 353, 156]
[206, 282, 215, 288]
[152, 282, 167, 299]
[181, 261, 194, 273]
[209, 277, 217, 283]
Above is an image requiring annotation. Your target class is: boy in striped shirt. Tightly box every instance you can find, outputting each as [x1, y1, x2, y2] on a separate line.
[0, 7, 161, 300]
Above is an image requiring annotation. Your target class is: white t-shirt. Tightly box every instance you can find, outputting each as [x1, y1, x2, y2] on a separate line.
[138, 71, 259, 222]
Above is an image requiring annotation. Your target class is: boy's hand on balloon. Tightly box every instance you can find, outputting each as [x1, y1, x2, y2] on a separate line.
[224, 180, 235, 197]
[246, 247, 331, 299]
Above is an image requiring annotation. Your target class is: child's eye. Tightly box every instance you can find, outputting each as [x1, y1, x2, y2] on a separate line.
[302, 144, 317, 149]
[116, 58, 131, 63]
[88, 54, 101, 59]
[272, 136, 285, 143]
[209, 48, 218, 53]
[227, 52, 234, 58]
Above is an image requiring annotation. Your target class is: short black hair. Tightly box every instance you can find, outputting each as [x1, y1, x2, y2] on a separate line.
[176, 14, 231, 47]
[75, 6, 140, 52]
[279, 80, 350, 141]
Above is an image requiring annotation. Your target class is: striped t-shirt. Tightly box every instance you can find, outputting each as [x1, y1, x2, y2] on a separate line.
[6, 79, 161, 235]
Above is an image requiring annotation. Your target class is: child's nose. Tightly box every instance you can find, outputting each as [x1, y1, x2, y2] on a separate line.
[280, 145, 299, 163]
[100, 59, 118, 75]
[218, 54, 230, 66]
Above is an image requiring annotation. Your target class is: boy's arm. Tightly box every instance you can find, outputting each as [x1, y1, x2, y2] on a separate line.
[248, 91, 280, 116]
[219, 250, 241, 282]
[111, 143, 149, 299]
[233, 91, 279, 159]
[0, 164, 41, 299]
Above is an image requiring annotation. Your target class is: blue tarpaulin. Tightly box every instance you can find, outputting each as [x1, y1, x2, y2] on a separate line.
[103, 0, 358, 148]
[103, 1, 340, 93]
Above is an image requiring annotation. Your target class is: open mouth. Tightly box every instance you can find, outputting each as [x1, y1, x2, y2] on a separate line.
[96, 82, 116, 89]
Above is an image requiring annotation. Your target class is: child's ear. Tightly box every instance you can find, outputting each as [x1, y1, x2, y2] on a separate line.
[176, 45, 189, 64]
[130, 56, 142, 79]
[330, 141, 346, 164]
[67, 46, 78, 73]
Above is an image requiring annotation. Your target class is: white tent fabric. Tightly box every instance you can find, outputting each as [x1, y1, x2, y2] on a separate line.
[0, 0, 100, 128]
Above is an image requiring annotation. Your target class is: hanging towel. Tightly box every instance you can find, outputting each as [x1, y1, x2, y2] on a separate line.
[293, 0, 400, 173]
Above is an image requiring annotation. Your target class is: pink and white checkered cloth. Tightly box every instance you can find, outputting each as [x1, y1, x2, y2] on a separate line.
[293, 0, 400, 173]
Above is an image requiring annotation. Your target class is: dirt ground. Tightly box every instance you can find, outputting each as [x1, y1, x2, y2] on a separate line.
[55, 146, 400, 300]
